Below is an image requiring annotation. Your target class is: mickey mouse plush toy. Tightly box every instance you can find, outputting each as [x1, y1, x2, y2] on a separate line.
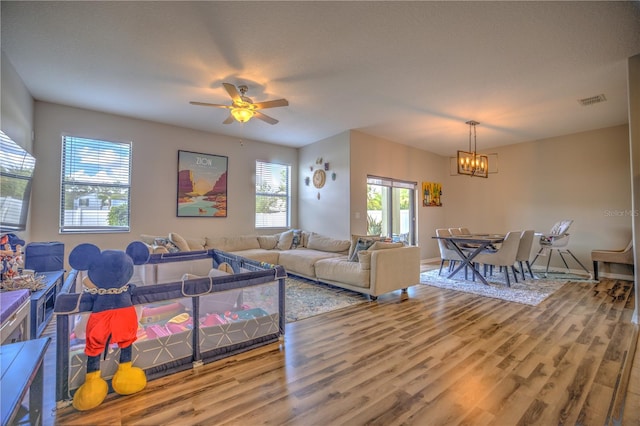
[68, 241, 149, 411]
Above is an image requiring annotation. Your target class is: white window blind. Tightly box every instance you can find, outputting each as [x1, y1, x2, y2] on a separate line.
[60, 136, 132, 233]
[255, 161, 290, 228]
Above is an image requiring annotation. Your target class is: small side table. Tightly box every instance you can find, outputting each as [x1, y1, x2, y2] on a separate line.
[30, 270, 65, 338]
[0, 337, 51, 426]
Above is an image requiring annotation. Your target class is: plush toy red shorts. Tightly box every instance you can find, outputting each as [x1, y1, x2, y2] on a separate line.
[84, 306, 138, 357]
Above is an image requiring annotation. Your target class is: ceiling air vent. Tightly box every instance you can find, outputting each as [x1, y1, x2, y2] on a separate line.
[578, 94, 607, 106]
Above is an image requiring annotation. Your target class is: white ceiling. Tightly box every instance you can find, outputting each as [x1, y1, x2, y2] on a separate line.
[2, 1, 639, 156]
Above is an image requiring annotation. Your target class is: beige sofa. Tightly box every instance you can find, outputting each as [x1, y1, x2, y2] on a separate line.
[140, 230, 420, 300]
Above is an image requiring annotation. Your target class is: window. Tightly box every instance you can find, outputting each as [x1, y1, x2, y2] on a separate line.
[60, 136, 131, 233]
[255, 161, 290, 228]
[367, 176, 416, 245]
[0, 131, 36, 232]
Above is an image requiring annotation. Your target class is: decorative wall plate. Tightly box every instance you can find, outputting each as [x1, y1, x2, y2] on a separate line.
[313, 169, 326, 188]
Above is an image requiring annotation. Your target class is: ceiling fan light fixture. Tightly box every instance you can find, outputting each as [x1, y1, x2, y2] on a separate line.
[231, 107, 254, 123]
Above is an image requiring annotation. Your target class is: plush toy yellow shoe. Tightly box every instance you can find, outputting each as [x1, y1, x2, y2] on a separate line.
[111, 361, 147, 395]
[72, 371, 108, 411]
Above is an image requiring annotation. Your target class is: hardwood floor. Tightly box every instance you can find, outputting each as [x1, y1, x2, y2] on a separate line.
[41, 273, 637, 425]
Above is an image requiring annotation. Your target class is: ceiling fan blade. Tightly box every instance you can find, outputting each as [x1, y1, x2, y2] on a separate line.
[223, 114, 234, 124]
[254, 111, 279, 125]
[253, 99, 289, 110]
[189, 101, 230, 109]
[223, 83, 242, 103]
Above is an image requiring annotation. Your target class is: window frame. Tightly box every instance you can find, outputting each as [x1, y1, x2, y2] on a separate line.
[59, 135, 132, 234]
[255, 160, 291, 229]
[366, 175, 417, 245]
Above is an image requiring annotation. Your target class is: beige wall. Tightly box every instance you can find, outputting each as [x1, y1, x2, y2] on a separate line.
[10, 95, 636, 282]
[1, 51, 35, 243]
[444, 124, 632, 274]
[349, 130, 447, 259]
[298, 131, 351, 239]
[1, 50, 33, 152]
[31, 102, 298, 265]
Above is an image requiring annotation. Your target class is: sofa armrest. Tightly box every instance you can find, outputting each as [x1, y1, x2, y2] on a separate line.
[369, 246, 420, 296]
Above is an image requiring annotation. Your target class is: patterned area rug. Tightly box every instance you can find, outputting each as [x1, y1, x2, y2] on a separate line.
[285, 276, 369, 322]
[420, 268, 578, 306]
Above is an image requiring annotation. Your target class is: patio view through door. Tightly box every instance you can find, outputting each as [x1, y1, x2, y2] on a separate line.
[366, 176, 416, 245]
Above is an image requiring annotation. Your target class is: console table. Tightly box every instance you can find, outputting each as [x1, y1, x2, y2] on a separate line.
[30, 270, 65, 338]
[0, 337, 51, 426]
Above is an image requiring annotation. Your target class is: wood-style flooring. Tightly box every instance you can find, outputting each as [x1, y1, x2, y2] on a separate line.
[39, 271, 637, 425]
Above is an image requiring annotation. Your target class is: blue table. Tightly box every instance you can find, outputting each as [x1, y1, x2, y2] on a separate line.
[0, 337, 51, 426]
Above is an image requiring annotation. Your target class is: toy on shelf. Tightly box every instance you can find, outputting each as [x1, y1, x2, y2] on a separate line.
[0, 233, 25, 283]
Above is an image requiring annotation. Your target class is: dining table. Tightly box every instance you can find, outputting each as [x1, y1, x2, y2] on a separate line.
[432, 234, 506, 285]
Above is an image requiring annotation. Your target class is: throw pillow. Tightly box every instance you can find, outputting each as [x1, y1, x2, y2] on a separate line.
[153, 237, 180, 253]
[348, 237, 378, 262]
[301, 231, 311, 248]
[277, 230, 294, 250]
[169, 232, 190, 252]
[291, 229, 303, 249]
[348, 234, 383, 259]
[358, 251, 372, 270]
[257, 235, 279, 250]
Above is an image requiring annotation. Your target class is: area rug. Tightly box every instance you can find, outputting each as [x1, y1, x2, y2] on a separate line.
[284, 277, 369, 322]
[420, 269, 574, 306]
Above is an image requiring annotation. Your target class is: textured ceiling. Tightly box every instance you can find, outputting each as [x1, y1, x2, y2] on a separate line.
[2, 1, 640, 156]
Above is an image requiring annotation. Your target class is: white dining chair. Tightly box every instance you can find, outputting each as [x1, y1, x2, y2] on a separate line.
[473, 231, 521, 287]
[458, 227, 471, 235]
[449, 228, 463, 236]
[515, 230, 535, 280]
[435, 228, 463, 276]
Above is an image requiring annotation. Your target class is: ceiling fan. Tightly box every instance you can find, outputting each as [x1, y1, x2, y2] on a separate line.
[190, 83, 289, 125]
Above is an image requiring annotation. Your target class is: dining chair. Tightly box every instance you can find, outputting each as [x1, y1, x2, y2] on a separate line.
[458, 227, 471, 235]
[473, 231, 521, 287]
[515, 230, 535, 280]
[449, 228, 463, 236]
[435, 228, 463, 275]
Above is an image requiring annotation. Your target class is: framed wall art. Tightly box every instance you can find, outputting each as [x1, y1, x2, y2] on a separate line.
[177, 150, 228, 217]
[422, 181, 442, 207]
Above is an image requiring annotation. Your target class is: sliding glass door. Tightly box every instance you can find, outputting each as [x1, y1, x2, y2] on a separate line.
[366, 176, 416, 245]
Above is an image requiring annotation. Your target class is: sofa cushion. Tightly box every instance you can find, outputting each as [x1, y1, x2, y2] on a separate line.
[369, 241, 404, 251]
[185, 237, 206, 251]
[230, 249, 280, 265]
[307, 233, 351, 253]
[278, 248, 345, 278]
[301, 231, 311, 248]
[205, 235, 260, 252]
[357, 251, 371, 270]
[257, 235, 278, 250]
[277, 230, 294, 250]
[169, 232, 190, 252]
[315, 258, 370, 288]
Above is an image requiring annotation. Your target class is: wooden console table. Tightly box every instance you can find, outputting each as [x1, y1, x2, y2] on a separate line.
[30, 270, 65, 338]
[0, 337, 51, 426]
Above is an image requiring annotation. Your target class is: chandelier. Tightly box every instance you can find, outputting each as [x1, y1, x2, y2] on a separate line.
[457, 120, 488, 178]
